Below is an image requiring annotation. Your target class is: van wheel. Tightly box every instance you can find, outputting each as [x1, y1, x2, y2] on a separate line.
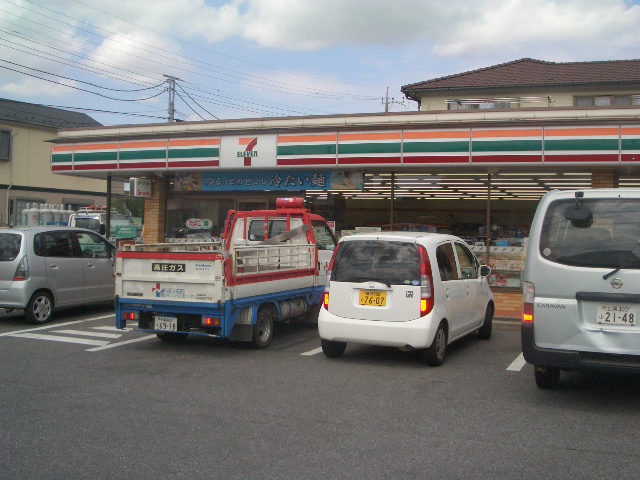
[478, 303, 494, 340]
[534, 366, 560, 389]
[422, 322, 447, 366]
[321, 339, 347, 358]
[253, 306, 274, 349]
[26, 291, 53, 324]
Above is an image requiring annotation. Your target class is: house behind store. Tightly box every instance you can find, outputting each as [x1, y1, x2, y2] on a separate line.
[0, 98, 108, 226]
[49, 58, 640, 318]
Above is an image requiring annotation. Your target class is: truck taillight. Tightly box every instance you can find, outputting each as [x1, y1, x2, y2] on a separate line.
[202, 317, 220, 327]
[523, 281, 534, 323]
[419, 245, 434, 316]
[13, 256, 29, 281]
[122, 311, 138, 321]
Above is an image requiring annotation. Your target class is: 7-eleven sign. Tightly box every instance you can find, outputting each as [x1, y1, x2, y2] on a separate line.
[237, 137, 258, 166]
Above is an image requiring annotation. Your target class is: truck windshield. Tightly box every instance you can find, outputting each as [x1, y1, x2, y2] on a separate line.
[540, 198, 640, 268]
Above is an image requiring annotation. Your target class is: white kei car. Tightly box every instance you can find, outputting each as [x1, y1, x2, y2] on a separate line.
[318, 232, 494, 366]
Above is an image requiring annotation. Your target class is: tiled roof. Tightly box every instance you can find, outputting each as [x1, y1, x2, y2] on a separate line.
[0, 98, 101, 129]
[401, 58, 640, 96]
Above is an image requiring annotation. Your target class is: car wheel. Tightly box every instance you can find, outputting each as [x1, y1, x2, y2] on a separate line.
[478, 303, 494, 340]
[25, 291, 53, 324]
[422, 321, 447, 366]
[321, 339, 347, 358]
[534, 366, 560, 389]
[253, 306, 274, 349]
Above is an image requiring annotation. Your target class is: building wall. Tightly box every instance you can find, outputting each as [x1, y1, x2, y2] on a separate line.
[418, 87, 640, 111]
[0, 122, 107, 225]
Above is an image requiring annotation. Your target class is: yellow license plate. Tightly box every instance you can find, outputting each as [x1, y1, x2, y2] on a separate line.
[359, 290, 387, 307]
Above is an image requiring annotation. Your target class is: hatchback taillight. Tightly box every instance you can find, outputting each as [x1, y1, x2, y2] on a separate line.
[523, 281, 534, 323]
[322, 243, 342, 310]
[13, 256, 29, 281]
[418, 245, 434, 316]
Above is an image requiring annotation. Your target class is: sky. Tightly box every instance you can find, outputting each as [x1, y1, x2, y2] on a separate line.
[1, 0, 640, 126]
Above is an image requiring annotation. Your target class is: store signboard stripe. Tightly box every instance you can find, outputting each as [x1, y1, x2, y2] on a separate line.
[545, 127, 619, 137]
[168, 138, 220, 147]
[168, 148, 219, 159]
[622, 139, 640, 150]
[403, 130, 469, 140]
[74, 151, 118, 163]
[168, 160, 220, 168]
[472, 140, 543, 152]
[278, 144, 337, 156]
[117, 162, 167, 169]
[279, 134, 337, 143]
[277, 158, 336, 166]
[72, 143, 120, 152]
[472, 129, 543, 138]
[338, 132, 402, 142]
[544, 139, 619, 151]
[119, 150, 167, 160]
[339, 157, 401, 165]
[404, 141, 469, 153]
[621, 127, 640, 136]
[51, 144, 74, 153]
[338, 143, 401, 154]
[472, 155, 543, 163]
[119, 140, 167, 149]
[545, 153, 618, 162]
[403, 156, 469, 164]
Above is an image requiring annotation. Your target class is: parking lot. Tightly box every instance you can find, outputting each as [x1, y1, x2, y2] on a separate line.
[1, 306, 639, 480]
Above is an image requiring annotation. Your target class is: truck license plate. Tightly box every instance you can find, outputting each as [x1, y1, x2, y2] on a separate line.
[596, 303, 636, 326]
[154, 315, 178, 331]
[359, 290, 387, 307]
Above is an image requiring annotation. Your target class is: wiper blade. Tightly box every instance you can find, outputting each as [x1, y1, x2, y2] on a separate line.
[603, 259, 640, 280]
[357, 277, 391, 288]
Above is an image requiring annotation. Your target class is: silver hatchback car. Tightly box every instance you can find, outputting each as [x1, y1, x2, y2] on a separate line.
[0, 227, 116, 324]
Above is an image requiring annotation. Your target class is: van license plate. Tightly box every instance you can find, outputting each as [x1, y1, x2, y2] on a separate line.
[596, 304, 636, 326]
[359, 290, 387, 307]
[154, 315, 178, 331]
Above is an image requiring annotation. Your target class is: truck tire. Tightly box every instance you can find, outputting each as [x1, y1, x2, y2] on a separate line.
[26, 291, 53, 324]
[253, 306, 274, 349]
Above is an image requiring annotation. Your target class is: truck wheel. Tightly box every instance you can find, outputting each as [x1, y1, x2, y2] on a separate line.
[26, 291, 53, 324]
[321, 339, 346, 358]
[253, 306, 274, 349]
[478, 303, 494, 340]
[303, 303, 321, 324]
[422, 322, 447, 366]
[534, 366, 560, 389]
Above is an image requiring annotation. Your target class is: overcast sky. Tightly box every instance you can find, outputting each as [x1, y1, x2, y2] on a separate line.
[1, 0, 639, 126]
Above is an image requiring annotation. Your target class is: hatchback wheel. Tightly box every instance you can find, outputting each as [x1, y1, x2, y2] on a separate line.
[26, 291, 53, 324]
[321, 339, 347, 358]
[422, 322, 447, 366]
[478, 303, 494, 340]
[534, 366, 560, 389]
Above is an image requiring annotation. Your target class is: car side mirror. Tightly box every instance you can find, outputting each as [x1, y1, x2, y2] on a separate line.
[480, 265, 491, 277]
[99, 224, 106, 236]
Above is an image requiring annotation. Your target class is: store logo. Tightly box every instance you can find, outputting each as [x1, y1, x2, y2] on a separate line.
[237, 137, 258, 166]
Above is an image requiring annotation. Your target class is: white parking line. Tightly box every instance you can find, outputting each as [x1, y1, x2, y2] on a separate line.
[8, 332, 110, 347]
[86, 334, 157, 352]
[507, 353, 527, 371]
[54, 329, 122, 339]
[0, 314, 114, 337]
[301, 347, 323, 356]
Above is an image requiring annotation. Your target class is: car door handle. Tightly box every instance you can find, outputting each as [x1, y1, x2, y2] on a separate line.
[86, 263, 95, 268]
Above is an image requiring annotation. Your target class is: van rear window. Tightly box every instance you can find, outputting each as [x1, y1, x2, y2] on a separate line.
[540, 198, 640, 268]
[0, 233, 21, 261]
[331, 240, 420, 285]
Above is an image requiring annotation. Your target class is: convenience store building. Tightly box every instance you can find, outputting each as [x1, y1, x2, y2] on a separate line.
[49, 59, 640, 318]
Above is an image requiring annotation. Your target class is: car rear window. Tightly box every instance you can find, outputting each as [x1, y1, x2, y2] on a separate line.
[540, 197, 640, 268]
[331, 240, 420, 285]
[0, 233, 21, 261]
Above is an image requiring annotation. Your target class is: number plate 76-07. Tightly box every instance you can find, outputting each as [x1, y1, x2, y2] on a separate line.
[596, 304, 636, 326]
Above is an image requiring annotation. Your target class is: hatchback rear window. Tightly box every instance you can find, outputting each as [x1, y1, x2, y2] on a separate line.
[540, 197, 640, 268]
[0, 233, 21, 261]
[331, 240, 420, 285]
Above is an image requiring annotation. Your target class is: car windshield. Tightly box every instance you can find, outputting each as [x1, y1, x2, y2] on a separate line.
[540, 197, 640, 268]
[0, 233, 21, 261]
[331, 240, 420, 285]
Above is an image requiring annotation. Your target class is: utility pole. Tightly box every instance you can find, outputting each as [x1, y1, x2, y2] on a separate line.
[382, 87, 404, 113]
[164, 75, 182, 122]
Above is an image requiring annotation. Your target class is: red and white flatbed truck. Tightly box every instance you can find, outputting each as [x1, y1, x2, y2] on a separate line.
[115, 198, 337, 348]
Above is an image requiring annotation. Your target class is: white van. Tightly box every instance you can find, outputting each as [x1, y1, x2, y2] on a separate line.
[522, 189, 640, 388]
